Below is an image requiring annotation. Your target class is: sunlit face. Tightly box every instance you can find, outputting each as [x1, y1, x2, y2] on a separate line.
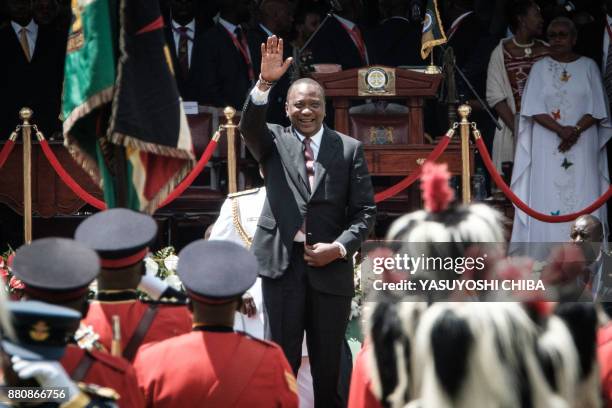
[285, 83, 325, 138]
[569, 217, 602, 264]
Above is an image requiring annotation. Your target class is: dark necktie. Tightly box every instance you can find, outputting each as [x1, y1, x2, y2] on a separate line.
[605, 40, 612, 112]
[303, 137, 315, 191]
[177, 26, 189, 78]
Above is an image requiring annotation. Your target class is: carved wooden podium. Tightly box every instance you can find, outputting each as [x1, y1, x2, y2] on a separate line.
[311, 67, 473, 215]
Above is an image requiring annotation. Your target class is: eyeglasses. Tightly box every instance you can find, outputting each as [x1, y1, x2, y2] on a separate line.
[547, 31, 570, 39]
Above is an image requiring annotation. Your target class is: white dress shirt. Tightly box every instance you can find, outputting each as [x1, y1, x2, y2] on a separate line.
[11, 19, 38, 57]
[171, 19, 195, 68]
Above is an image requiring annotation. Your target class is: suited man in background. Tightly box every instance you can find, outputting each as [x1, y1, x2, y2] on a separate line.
[248, 0, 294, 126]
[200, 0, 253, 109]
[239, 36, 376, 407]
[368, 0, 422, 67]
[0, 0, 64, 140]
[306, 0, 370, 70]
[164, 0, 212, 104]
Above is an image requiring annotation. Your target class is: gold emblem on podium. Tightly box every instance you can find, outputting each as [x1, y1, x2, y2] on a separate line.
[359, 66, 396, 96]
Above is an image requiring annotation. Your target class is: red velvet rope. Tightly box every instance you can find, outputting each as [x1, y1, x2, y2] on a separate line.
[158, 139, 219, 208]
[474, 136, 612, 223]
[0, 139, 15, 169]
[39, 138, 107, 209]
[374, 134, 453, 203]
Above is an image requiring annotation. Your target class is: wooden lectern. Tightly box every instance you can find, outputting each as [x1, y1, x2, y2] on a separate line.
[311, 67, 473, 214]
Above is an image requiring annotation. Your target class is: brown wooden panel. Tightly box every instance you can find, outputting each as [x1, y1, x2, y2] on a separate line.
[0, 141, 103, 217]
[364, 143, 473, 176]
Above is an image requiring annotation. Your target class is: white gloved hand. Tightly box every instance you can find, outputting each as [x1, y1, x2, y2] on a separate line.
[11, 355, 79, 401]
[138, 274, 168, 300]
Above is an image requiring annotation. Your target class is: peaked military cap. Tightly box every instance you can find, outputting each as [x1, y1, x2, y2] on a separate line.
[2, 301, 81, 360]
[12, 238, 99, 302]
[75, 208, 157, 269]
[177, 240, 258, 303]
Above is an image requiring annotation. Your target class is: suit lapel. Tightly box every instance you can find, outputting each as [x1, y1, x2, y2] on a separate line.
[311, 127, 339, 197]
[276, 127, 310, 201]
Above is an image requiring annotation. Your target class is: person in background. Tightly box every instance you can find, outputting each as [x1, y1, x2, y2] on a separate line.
[306, 0, 370, 70]
[368, 0, 421, 67]
[248, 0, 295, 125]
[200, 0, 253, 109]
[486, 0, 549, 175]
[0, 0, 65, 140]
[511, 17, 611, 244]
[164, 0, 213, 104]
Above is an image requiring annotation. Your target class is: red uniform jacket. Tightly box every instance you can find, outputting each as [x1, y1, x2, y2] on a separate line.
[133, 330, 299, 408]
[348, 342, 383, 408]
[598, 323, 612, 405]
[60, 345, 145, 408]
[83, 299, 192, 361]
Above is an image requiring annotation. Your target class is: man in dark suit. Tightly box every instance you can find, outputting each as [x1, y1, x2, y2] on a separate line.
[369, 0, 422, 67]
[306, 0, 371, 70]
[0, 0, 64, 140]
[199, 0, 253, 109]
[248, 0, 294, 126]
[239, 36, 376, 407]
[164, 0, 212, 104]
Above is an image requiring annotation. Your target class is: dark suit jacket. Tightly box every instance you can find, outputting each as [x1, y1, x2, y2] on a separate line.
[368, 16, 422, 67]
[247, 25, 292, 126]
[199, 23, 253, 109]
[577, 17, 606, 69]
[0, 22, 65, 140]
[306, 15, 370, 70]
[445, 12, 495, 102]
[239, 98, 376, 297]
[164, 20, 212, 104]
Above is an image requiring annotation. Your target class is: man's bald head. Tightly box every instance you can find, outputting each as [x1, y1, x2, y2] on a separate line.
[570, 215, 603, 243]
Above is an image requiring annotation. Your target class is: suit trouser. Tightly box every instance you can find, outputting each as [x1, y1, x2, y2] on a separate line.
[262, 244, 352, 408]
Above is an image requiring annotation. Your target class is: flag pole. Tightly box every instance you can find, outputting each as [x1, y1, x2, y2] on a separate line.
[424, 50, 441, 74]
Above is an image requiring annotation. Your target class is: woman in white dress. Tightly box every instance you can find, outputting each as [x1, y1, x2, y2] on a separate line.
[511, 17, 611, 244]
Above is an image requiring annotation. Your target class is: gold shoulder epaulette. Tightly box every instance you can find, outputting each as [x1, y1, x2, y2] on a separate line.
[228, 187, 260, 199]
[77, 383, 119, 401]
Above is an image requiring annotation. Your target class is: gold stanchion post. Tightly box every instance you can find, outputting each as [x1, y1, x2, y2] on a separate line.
[458, 104, 472, 204]
[20, 107, 33, 244]
[223, 106, 238, 194]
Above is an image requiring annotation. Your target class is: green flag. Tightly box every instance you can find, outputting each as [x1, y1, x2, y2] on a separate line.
[421, 0, 447, 60]
[62, 0, 118, 207]
[62, 0, 194, 213]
